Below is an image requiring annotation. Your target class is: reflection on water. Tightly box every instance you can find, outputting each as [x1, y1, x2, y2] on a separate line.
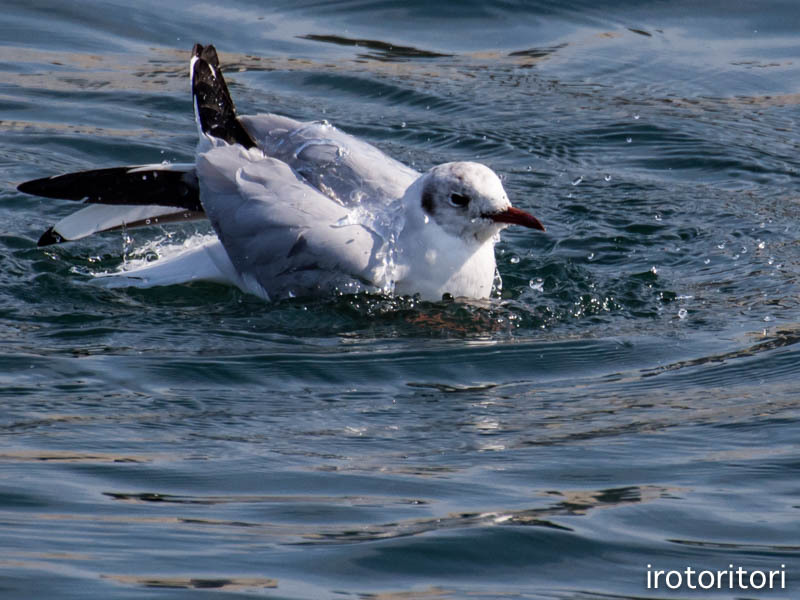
[102, 576, 278, 591]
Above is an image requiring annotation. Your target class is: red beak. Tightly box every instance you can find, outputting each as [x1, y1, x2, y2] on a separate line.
[487, 206, 545, 231]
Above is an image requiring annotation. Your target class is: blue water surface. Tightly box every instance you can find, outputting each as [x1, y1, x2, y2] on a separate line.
[1, 1, 799, 599]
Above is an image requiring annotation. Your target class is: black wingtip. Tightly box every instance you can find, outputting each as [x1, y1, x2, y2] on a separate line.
[18, 175, 86, 200]
[38, 227, 64, 247]
[18, 178, 53, 197]
[193, 43, 220, 67]
[17, 167, 203, 211]
[191, 43, 256, 149]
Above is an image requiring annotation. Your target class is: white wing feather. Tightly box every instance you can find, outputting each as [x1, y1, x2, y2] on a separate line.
[239, 114, 418, 207]
[48, 204, 198, 242]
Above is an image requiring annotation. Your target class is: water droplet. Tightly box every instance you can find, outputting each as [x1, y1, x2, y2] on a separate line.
[650, 266, 658, 274]
[604, 174, 611, 182]
[571, 176, 583, 186]
[717, 242, 725, 249]
[423, 214, 429, 224]
[626, 137, 632, 143]
[741, 246, 747, 254]
[758, 241, 765, 250]
[491, 269, 504, 296]
[145, 219, 151, 225]
[335, 214, 354, 227]
[703, 258, 711, 264]
[510, 255, 520, 264]
[678, 308, 687, 319]
[588, 252, 595, 261]
[529, 278, 544, 292]
[526, 165, 533, 172]
[633, 113, 640, 120]
[654, 214, 662, 221]
[400, 121, 406, 128]
[764, 315, 772, 322]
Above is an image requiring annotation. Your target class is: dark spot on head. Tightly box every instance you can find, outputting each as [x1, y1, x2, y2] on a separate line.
[421, 188, 435, 216]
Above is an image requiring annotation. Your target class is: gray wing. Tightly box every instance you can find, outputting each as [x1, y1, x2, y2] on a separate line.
[239, 114, 419, 207]
[197, 144, 391, 300]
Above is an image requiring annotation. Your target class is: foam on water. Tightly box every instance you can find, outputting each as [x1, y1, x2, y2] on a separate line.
[111, 232, 220, 275]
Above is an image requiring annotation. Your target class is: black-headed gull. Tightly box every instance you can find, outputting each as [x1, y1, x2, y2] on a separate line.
[18, 44, 545, 301]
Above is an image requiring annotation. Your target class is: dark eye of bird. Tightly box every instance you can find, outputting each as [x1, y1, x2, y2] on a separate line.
[449, 193, 470, 207]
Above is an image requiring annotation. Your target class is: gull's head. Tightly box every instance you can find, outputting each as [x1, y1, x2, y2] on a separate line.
[419, 162, 545, 244]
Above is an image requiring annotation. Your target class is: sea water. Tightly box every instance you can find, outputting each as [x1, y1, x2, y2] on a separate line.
[1, 1, 798, 598]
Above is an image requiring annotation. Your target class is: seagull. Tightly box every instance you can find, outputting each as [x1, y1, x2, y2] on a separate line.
[17, 44, 545, 302]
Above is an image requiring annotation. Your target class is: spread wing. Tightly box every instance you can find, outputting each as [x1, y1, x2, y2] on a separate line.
[197, 144, 391, 300]
[239, 114, 419, 208]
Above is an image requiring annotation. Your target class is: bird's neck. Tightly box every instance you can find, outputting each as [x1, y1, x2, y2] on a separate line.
[394, 189, 497, 300]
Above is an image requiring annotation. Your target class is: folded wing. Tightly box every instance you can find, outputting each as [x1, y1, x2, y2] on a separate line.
[197, 144, 388, 299]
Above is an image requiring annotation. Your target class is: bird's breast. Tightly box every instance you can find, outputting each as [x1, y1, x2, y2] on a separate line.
[394, 232, 497, 300]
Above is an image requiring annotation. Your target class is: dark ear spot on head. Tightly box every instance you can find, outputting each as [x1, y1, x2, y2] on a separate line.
[421, 189, 435, 216]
